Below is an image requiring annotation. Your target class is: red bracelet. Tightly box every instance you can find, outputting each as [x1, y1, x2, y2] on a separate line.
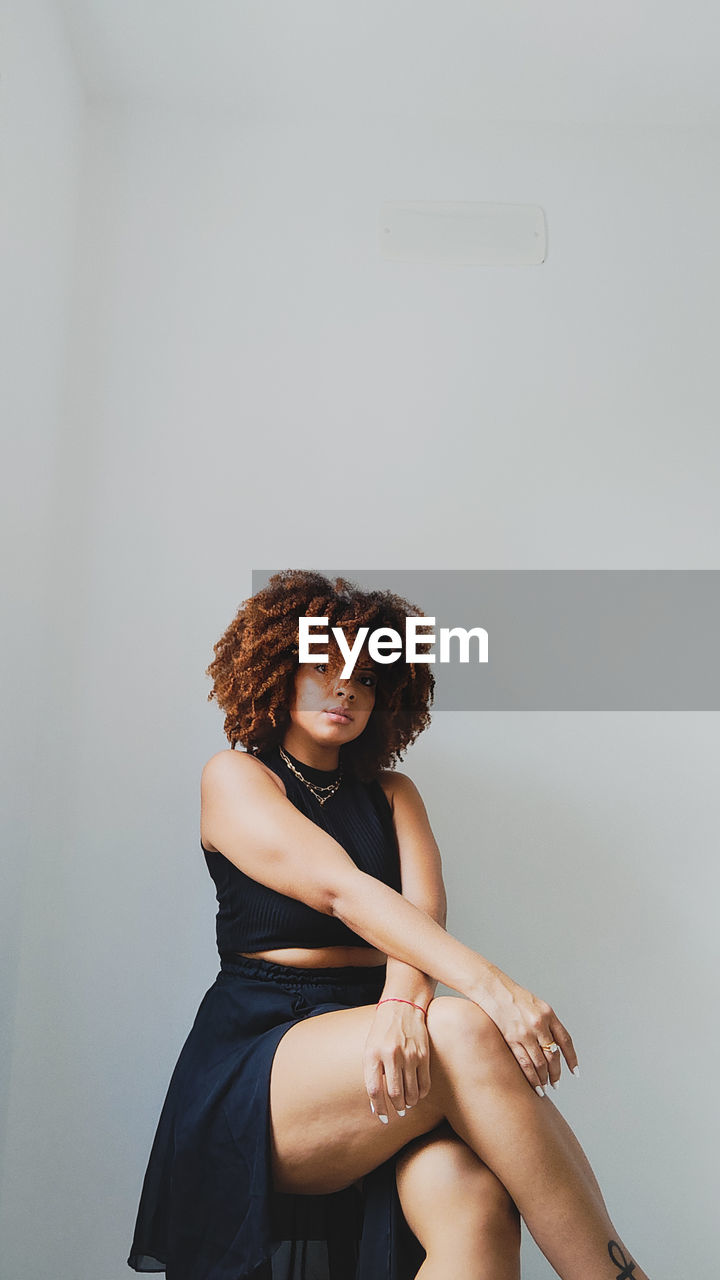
[377, 997, 428, 1017]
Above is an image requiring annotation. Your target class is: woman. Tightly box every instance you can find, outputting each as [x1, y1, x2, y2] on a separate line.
[128, 570, 651, 1280]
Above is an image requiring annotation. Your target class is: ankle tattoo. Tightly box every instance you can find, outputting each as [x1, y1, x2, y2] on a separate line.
[608, 1239, 637, 1279]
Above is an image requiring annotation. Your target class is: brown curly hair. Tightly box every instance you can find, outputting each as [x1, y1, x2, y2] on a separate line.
[205, 570, 434, 781]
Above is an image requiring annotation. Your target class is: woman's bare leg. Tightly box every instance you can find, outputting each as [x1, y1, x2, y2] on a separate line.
[268, 995, 650, 1280]
[395, 1121, 521, 1280]
[425, 997, 650, 1280]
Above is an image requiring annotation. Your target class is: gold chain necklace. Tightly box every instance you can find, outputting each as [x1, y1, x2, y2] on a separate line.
[278, 745, 343, 806]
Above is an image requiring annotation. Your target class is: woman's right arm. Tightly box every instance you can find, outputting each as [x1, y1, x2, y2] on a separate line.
[201, 751, 576, 1088]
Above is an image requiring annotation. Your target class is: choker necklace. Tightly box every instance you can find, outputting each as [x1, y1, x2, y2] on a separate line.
[278, 745, 343, 806]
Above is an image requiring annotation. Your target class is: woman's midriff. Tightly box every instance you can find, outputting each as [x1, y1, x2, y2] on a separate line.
[234, 945, 387, 968]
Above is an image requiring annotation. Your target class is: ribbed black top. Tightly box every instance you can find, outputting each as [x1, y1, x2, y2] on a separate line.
[201, 745, 401, 957]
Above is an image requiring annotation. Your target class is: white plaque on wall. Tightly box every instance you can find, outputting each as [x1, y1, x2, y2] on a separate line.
[379, 201, 546, 265]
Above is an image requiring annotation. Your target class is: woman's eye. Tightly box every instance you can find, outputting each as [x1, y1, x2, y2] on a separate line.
[314, 662, 374, 687]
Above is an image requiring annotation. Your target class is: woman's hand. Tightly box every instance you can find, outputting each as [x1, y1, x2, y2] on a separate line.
[362, 1000, 431, 1122]
[481, 972, 579, 1095]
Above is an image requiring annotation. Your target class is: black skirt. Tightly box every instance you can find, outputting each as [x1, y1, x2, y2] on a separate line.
[127, 953, 426, 1280]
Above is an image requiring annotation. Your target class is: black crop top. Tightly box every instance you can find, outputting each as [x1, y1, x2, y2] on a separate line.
[201, 744, 402, 957]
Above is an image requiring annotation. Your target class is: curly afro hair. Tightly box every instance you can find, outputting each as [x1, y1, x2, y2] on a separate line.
[205, 569, 434, 781]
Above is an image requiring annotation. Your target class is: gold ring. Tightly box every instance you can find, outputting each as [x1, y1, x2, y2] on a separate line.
[541, 1042, 559, 1053]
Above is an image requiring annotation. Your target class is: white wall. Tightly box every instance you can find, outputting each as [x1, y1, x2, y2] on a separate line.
[2, 24, 719, 1279]
[0, 0, 85, 1243]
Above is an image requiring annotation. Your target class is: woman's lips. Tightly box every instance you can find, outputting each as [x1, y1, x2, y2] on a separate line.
[325, 709, 352, 723]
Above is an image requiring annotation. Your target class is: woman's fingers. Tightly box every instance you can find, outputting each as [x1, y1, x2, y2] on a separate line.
[542, 1038, 562, 1088]
[526, 1039, 551, 1089]
[550, 1017, 579, 1075]
[416, 1046, 432, 1102]
[365, 1060, 427, 1120]
[364, 1014, 432, 1122]
[402, 1062, 420, 1111]
[384, 1060, 407, 1116]
[491, 983, 580, 1094]
[404, 1027, 432, 1109]
[518, 1020, 578, 1094]
[511, 1042, 548, 1094]
[365, 1061, 389, 1123]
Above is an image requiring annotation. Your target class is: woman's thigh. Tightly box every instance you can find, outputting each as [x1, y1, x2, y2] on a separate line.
[268, 998, 454, 1195]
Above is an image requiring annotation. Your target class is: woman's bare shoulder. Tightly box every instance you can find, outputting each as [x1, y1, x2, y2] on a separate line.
[201, 749, 287, 797]
[376, 769, 414, 812]
[200, 750, 287, 854]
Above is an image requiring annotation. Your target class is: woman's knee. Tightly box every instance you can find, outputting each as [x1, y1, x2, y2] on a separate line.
[396, 1123, 520, 1248]
[471, 1171, 521, 1241]
[426, 995, 507, 1068]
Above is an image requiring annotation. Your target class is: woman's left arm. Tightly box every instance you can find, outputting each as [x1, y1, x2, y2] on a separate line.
[364, 772, 448, 1121]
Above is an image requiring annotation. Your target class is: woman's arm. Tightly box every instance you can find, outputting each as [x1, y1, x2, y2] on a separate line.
[331, 866, 577, 1087]
[363, 772, 446, 1119]
[376, 771, 447, 1012]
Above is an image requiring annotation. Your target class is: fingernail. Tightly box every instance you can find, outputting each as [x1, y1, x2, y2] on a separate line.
[535, 1085, 545, 1097]
[370, 1101, 375, 1113]
[550, 1079, 559, 1090]
[397, 1109, 406, 1117]
[378, 1113, 389, 1124]
[572, 1065, 580, 1077]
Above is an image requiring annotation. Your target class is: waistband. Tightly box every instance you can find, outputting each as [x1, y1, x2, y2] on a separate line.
[219, 951, 387, 986]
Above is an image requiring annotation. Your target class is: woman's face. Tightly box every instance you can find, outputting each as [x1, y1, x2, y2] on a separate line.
[286, 642, 378, 752]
